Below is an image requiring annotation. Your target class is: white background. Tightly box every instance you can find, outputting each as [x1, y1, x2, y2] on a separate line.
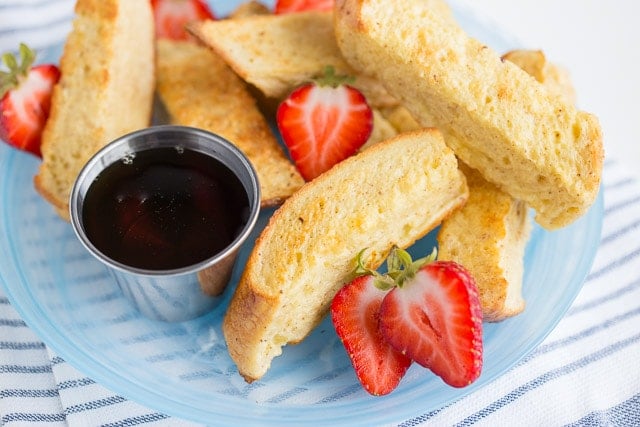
[459, 0, 640, 177]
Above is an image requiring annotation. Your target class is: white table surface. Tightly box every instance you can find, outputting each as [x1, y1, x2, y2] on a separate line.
[459, 0, 640, 176]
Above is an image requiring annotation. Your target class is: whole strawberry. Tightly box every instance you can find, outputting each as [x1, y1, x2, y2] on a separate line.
[276, 66, 373, 181]
[151, 0, 216, 41]
[0, 43, 60, 157]
[275, 0, 334, 14]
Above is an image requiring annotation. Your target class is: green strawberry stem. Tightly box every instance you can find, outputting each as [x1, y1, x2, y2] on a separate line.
[350, 246, 438, 291]
[315, 65, 356, 88]
[0, 43, 36, 97]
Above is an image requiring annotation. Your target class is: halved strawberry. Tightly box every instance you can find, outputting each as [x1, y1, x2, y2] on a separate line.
[0, 43, 60, 157]
[151, 0, 216, 41]
[274, 0, 334, 14]
[378, 250, 483, 388]
[276, 66, 373, 181]
[331, 274, 412, 396]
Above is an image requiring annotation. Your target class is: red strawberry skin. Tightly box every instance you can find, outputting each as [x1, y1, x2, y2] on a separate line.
[151, 0, 215, 41]
[331, 275, 412, 396]
[275, 0, 334, 14]
[0, 64, 60, 157]
[276, 83, 373, 181]
[379, 261, 483, 388]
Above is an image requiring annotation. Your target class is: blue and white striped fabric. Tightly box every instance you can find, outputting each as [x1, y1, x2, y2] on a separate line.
[0, 0, 74, 56]
[2, 159, 640, 426]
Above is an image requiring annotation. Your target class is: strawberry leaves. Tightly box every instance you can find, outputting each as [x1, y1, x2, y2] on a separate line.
[0, 44, 35, 95]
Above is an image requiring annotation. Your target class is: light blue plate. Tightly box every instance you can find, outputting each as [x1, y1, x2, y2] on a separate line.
[0, 1, 603, 425]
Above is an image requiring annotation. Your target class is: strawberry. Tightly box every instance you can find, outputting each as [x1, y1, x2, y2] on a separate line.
[151, 0, 216, 41]
[331, 274, 412, 396]
[276, 66, 373, 181]
[378, 249, 483, 388]
[0, 43, 60, 157]
[274, 0, 334, 14]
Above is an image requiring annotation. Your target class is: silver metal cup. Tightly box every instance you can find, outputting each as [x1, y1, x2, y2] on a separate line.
[69, 125, 261, 322]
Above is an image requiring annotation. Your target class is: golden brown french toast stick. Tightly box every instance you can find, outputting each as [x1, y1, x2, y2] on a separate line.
[437, 50, 577, 322]
[438, 164, 531, 321]
[35, 0, 155, 219]
[188, 12, 397, 108]
[224, 128, 468, 382]
[334, 0, 604, 230]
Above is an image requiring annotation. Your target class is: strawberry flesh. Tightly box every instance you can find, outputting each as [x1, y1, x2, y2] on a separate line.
[151, 0, 215, 41]
[276, 82, 372, 181]
[275, 0, 334, 14]
[379, 261, 483, 388]
[0, 64, 60, 157]
[331, 275, 412, 396]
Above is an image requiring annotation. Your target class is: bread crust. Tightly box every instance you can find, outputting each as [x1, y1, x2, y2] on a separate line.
[334, 0, 604, 230]
[223, 128, 469, 381]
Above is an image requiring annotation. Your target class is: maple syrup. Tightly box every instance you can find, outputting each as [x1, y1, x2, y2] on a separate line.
[82, 147, 250, 270]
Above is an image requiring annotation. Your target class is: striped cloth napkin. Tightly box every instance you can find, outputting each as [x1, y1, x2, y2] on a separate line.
[0, 0, 73, 53]
[1, 158, 639, 426]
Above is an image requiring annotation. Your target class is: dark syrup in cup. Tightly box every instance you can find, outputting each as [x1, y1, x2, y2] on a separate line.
[81, 147, 249, 271]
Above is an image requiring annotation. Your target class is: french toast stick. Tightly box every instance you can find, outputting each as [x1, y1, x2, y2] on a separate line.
[437, 50, 577, 321]
[501, 49, 576, 105]
[384, 49, 577, 136]
[187, 12, 397, 108]
[155, 40, 304, 206]
[334, 0, 604, 230]
[228, 0, 270, 18]
[437, 164, 531, 322]
[34, 0, 155, 220]
[223, 128, 468, 382]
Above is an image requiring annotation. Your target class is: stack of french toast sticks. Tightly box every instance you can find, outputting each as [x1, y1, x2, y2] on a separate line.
[34, 0, 603, 383]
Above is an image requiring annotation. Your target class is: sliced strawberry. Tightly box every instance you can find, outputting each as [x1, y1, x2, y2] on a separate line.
[0, 44, 60, 157]
[276, 66, 373, 181]
[274, 0, 334, 14]
[331, 274, 412, 396]
[379, 255, 483, 388]
[151, 0, 216, 41]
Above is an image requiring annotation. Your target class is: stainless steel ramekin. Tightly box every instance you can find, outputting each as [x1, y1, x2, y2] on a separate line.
[69, 125, 260, 322]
